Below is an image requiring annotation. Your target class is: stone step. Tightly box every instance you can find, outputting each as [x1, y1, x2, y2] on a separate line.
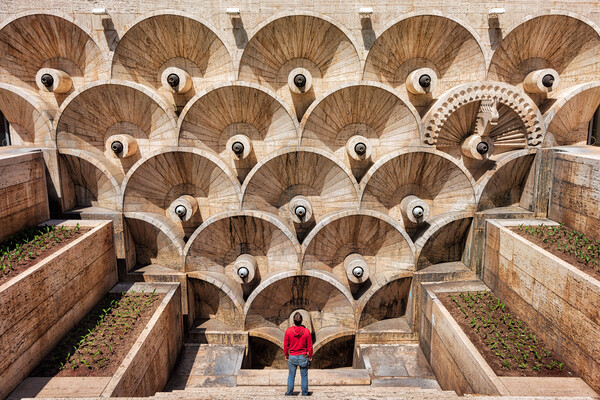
[236, 369, 371, 386]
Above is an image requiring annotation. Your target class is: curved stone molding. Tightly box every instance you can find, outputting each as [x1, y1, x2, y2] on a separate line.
[0, 83, 53, 146]
[238, 14, 361, 119]
[111, 12, 234, 108]
[360, 149, 476, 234]
[357, 274, 412, 329]
[414, 212, 474, 269]
[364, 14, 486, 110]
[178, 82, 300, 182]
[543, 82, 600, 146]
[244, 270, 355, 333]
[242, 148, 359, 240]
[301, 210, 415, 291]
[300, 82, 421, 180]
[56, 81, 178, 177]
[122, 148, 242, 237]
[59, 149, 122, 211]
[489, 13, 600, 97]
[124, 213, 185, 271]
[422, 82, 545, 152]
[184, 211, 300, 296]
[188, 271, 245, 331]
[0, 12, 107, 106]
[476, 150, 536, 211]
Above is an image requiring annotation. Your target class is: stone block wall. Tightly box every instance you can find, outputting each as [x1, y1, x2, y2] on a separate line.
[0, 150, 49, 243]
[483, 219, 600, 393]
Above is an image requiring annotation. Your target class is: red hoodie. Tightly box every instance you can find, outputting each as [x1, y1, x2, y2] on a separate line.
[284, 325, 313, 359]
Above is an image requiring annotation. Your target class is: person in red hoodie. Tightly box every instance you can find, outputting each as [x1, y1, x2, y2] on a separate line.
[284, 312, 313, 396]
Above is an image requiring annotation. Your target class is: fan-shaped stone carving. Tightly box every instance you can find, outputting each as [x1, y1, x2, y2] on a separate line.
[543, 82, 600, 146]
[125, 214, 184, 271]
[489, 14, 600, 97]
[360, 149, 476, 234]
[122, 149, 241, 237]
[188, 273, 245, 331]
[301, 83, 420, 180]
[111, 12, 233, 108]
[59, 150, 121, 210]
[363, 14, 486, 112]
[414, 213, 473, 269]
[423, 82, 545, 159]
[244, 270, 355, 336]
[0, 84, 53, 146]
[478, 151, 535, 211]
[242, 148, 359, 241]
[179, 83, 299, 182]
[301, 211, 414, 291]
[238, 14, 361, 119]
[56, 81, 178, 177]
[185, 211, 300, 297]
[358, 276, 412, 329]
[0, 13, 106, 106]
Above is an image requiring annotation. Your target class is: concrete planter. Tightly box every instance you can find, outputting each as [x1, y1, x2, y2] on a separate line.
[420, 283, 596, 397]
[0, 220, 117, 400]
[9, 282, 183, 399]
[484, 219, 600, 393]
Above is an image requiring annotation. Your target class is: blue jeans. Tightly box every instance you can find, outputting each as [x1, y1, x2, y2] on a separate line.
[286, 354, 309, 395]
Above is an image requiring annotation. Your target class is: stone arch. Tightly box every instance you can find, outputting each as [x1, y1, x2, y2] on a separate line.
[0, 12, 108, 106]
[543, 82, 600, 146]
[178, 82, 300, 182]
[360, 148, 476, 235]
[414, 212, 474, 270]
[300, 82, 421, 180]
[364, 13, 487, 106]
[59, 149, 122, 211]
[422, 82, 545, 151]
[0, 83, 53, 146]
[184, 210, 300, 296]
[188, 271, 245, 331]
[124, 212, 185, 271]
[357, 274, 413, 329]
[111, 10, 234, 108]
[241, 147, 359, 240]
[122, 148, 241, 237]
[489, 12, 600, 94]
[301, 210, 415, 290]
[238, 12, 361, 119]
[56, 80, 177, 178]
[477, 150, 536, 210]
[244, 270, 355, 332]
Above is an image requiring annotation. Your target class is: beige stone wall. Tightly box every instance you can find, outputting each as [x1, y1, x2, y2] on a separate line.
[549, 148, 600, 237]
[0, 150, 49, 243]
[483, 219, 600, 393]
[0, 220, 117, 400]
[102, 282, 183, 397]
[1, 0, 599, 60]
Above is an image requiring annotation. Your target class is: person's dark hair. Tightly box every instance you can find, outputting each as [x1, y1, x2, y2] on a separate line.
[293, 312, 303, 326]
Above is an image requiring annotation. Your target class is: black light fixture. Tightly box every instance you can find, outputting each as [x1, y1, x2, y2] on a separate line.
[167, 73, 180, 88]
[352, 266, 364, 278]
[111, 141, 123, 154]
[419, 74, 431, 88]
[294, 74, 306, 88]
[542, 74, 554, 88]
[412, 206, 424, 218]
[237, 266, 249, 279]
[175, 205, 187, 218]
[232, 141, 245, 155]
[354, 142, 367, 156]
[476, 141, 489, 155]
[295, 205, 307, 218]
[40, 74, 54, 88]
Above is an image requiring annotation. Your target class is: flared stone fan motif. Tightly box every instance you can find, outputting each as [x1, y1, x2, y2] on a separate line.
[4, 9, 596, 374]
